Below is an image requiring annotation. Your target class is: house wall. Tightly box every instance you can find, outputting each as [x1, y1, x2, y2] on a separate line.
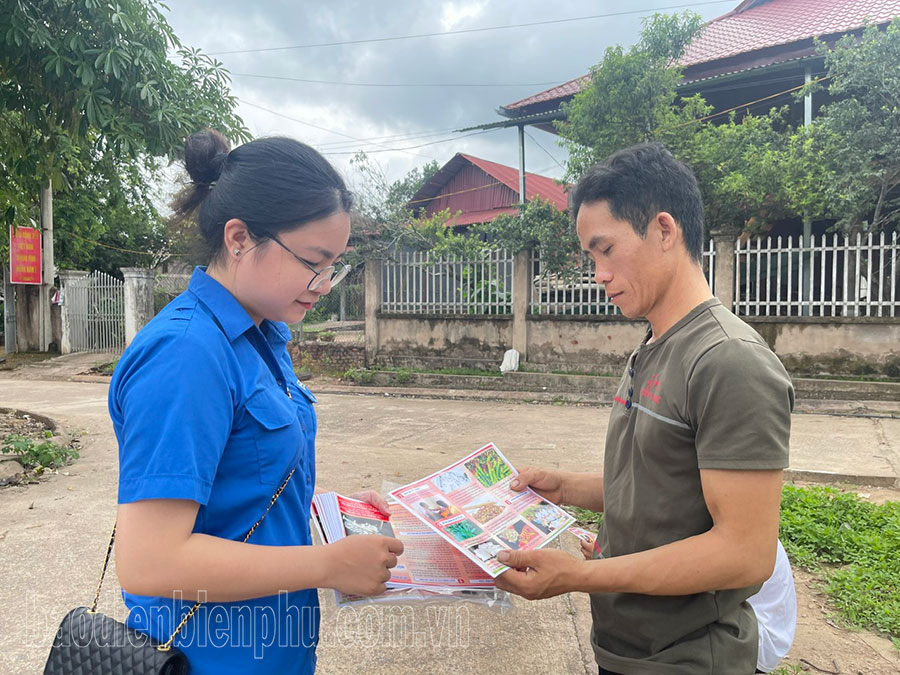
[424, 164, 518, 217]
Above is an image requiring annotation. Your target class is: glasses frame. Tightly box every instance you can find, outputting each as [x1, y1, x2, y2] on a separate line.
[264, 233, 352, 291]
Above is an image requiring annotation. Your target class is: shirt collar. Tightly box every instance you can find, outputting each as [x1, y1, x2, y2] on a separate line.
[187, 267, 255, 342]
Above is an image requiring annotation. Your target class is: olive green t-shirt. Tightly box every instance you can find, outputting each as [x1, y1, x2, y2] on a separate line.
[590, 298, 793, 675]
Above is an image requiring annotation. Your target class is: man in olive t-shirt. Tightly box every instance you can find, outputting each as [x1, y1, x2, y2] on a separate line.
[496, 144, 793, 675]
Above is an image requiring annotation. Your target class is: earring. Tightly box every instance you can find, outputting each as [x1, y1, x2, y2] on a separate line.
[233, 249, 241, 256]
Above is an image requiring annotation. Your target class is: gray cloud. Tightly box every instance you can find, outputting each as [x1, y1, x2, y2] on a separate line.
[163, 1, 732, 184]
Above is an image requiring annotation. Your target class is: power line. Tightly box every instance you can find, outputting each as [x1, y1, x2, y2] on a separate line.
[525, 131, 566, 171]
[320, 129, 498, 155]
[208, 1, 736, 56]
[232, 72, 567, 88]
[239, 99, 439, 160]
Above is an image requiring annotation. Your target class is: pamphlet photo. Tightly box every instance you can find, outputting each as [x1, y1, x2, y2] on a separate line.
[432, 466, 471, 493]
[416, 497, 459, 522]
[522, 501, 570, 535]
[464, 447, 512, 487]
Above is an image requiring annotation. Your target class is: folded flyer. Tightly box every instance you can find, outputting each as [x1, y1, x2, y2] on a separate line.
[388, 442, 576, 577]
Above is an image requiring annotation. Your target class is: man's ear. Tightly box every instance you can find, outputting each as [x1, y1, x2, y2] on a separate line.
[655, 212, 681, 253]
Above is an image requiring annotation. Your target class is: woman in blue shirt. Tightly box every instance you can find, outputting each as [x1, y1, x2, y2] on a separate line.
[109, 129, 403, 674]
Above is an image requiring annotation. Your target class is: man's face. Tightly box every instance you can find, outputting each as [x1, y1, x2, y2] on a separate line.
[576, 200, 666, 320]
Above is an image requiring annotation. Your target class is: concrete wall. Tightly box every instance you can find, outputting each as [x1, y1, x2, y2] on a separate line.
[747, 317, 900, 373]
[369, 313, 900, 375]
[525, 318, 648, 374]
[371, 315, 513, 369]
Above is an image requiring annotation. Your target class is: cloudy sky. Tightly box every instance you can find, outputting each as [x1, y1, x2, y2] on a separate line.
[162, 1, 734, 188]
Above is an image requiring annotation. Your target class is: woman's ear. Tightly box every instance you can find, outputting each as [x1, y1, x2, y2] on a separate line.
[222, 219, 252, 256]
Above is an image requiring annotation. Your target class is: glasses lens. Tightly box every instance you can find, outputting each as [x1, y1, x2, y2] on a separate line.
[329, 264, 352, 288]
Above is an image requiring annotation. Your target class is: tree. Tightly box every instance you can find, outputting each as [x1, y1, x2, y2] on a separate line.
[0, 0, 250, 245]
[557, 12, 706, 182]
[556, 11, 812, 236]
[799, 20, 900, 231]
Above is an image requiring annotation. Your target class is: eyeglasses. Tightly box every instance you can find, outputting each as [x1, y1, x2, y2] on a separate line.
[265, 234, 352, 291]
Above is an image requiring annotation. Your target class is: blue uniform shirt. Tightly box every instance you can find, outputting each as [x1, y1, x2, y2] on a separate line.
[109, 267, 319, 674]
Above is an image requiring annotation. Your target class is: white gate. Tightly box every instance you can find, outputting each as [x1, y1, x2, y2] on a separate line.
[65, 271, 125, 352]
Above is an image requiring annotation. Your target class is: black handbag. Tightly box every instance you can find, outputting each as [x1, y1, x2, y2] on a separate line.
[44, 467, 296, 674]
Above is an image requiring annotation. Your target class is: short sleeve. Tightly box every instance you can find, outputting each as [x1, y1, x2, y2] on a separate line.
[687, 338, 793, 470]
[112, 331, 236, 505]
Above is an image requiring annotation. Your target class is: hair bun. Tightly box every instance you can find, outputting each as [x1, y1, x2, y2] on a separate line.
[184, 129, 231, 185]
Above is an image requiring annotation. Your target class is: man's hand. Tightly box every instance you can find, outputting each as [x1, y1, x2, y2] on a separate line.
[510, 466, 566, 504]
[493, 548, 585, 600]
[348, 489, 391, 517]
[579, 536, 596, 560]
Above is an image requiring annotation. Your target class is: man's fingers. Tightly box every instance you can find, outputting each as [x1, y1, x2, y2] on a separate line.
[510, 467, 538, 492]
[497, 548, 532, 569]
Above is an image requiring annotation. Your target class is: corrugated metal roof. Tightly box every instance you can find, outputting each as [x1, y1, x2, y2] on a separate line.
[460, 154, 569, 210]
[408, 153, 569, 226]
[502, 0, 900, 112]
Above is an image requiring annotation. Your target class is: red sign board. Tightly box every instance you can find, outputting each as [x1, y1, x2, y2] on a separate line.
[9, 226, 42, 285]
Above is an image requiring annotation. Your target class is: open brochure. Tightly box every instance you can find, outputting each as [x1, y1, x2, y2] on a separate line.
[311, 492, 495, 593]
[388, 443, 575, 577]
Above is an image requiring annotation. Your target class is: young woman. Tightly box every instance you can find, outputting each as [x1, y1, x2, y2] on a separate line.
[109, 130, 403, 674]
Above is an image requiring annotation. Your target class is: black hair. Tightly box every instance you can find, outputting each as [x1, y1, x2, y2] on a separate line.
[571, 143, 705, 263]
[171, 129, 354, 263]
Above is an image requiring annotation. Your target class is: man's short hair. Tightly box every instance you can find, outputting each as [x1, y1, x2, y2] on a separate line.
[571, 143, 705, 263]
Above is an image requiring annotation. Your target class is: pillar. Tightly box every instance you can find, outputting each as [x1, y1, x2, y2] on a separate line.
[121, 267, 155, 346]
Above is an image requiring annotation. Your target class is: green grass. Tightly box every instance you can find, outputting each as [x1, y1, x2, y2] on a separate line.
[780, 484, 900, 641]
[569, 485, 900, 644]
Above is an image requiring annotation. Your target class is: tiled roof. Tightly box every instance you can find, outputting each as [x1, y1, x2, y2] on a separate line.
[503, 0, 900, 112]
[681, 0, 900, 66]
[503, 75, 590, 112]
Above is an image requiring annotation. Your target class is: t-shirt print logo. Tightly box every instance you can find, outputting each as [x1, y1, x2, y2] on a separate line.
[641, 374, 662, 404]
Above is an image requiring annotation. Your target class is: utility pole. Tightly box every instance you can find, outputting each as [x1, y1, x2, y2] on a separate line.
[39, 182, 54, 351]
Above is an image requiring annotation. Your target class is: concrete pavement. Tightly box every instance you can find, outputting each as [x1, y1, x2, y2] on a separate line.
[0, 374, 898, 674]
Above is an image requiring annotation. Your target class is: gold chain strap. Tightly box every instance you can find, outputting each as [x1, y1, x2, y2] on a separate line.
[89, 467, 297, 652]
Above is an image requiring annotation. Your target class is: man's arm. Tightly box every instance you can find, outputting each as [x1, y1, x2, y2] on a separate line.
[495, 468, 782, 600]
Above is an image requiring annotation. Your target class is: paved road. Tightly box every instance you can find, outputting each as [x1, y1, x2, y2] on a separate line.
[1, 375, 898, 674]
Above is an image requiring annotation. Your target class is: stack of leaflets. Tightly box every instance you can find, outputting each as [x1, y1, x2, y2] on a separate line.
[311, 442, 577, 604]
[311, 492, 495, 594]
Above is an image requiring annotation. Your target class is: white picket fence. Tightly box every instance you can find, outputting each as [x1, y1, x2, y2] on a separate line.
[734, 231, 900, 317]
[64, 271, 125, 352]
[530, 240, 716, 315]
[381, 249, 514, 314]
[379, 234, 898, 318]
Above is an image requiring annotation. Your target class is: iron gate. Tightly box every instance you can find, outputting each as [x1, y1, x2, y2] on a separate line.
[65, 271, 125, 353]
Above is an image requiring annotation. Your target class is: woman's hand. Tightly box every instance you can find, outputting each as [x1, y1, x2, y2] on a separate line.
[325, 534, 404, 596]
[348, 489, 391, 517]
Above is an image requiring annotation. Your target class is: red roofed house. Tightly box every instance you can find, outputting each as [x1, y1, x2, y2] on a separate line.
[407, 153, 568, 227]
[498, 0, 900, 128]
